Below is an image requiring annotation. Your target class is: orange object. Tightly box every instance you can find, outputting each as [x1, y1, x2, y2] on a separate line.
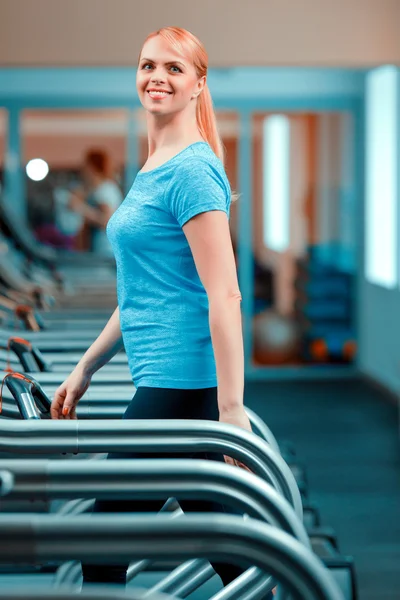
[310, 338, 328, 361]
[343, 340, 357, 361]
[14, 304, 33, 318]
[14, 304, 33, 331]
[5, 337, 32, 374]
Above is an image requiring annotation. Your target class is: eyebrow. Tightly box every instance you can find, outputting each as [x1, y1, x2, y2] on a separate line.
[140, 58, 186, 67]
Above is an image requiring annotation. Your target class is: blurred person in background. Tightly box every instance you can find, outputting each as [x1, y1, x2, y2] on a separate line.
[68, 148, 123, 255]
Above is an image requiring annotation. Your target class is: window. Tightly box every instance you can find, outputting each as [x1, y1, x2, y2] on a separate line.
[263, 115, 290, 252]
[365, 66, 398, 288]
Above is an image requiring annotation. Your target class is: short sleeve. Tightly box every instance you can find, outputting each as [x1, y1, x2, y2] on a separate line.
[166, 157, 230, 227]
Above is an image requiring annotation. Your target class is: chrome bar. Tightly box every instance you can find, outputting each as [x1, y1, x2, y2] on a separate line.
[0, 458, 309, 547]
[0, 457, 305, 597]
[0, 469, 13, 496]
[0, 588, 181, 600]
[0, 419, 302, 519]
[0, 514, 344, 600]
[244, 407, 281, 455]
[1, 401, 280, 433]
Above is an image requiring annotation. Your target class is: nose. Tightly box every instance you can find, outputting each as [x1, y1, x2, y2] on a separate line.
[150, 68, 166, 84]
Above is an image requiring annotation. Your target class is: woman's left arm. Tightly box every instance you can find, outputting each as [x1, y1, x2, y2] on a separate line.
[182, 210, 250, 426]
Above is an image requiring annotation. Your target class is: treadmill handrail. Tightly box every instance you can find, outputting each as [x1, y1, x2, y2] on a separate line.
[0, 469, 14, 497]
[0, 588, 183, 600]
[4, 373, 50, 418]
[0, 418, 302, 519]
[0, 457, 310, 547]
[0, 514, 344, 600]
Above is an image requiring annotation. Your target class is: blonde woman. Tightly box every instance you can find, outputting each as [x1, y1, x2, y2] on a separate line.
[51, 26, 274, 596]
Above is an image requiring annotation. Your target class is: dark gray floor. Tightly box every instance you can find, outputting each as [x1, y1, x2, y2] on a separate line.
[245, 377, 400, 600]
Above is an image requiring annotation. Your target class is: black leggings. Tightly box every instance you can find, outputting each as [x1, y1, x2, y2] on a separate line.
[81, 386, 248, 588]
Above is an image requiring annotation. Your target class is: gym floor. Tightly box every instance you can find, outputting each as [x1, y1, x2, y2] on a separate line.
[245, 378, 400, 600]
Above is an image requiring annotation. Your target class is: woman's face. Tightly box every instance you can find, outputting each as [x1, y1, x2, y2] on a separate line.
[136, 36, 205, 116]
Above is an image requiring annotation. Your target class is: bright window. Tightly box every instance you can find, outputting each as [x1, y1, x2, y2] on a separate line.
[365, 66, 398, 288]
[263, 115, 290, 252]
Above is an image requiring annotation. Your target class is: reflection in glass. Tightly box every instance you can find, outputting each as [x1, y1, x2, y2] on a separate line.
[21, 109, 128, 254]
[252, 112, 357, 367]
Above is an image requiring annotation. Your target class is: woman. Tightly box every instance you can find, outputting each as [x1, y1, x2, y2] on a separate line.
[69, 148, 122, 255]
[51, 26, 273, 595]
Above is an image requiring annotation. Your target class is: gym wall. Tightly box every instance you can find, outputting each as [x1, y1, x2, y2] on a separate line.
[0, 0, 400, 67]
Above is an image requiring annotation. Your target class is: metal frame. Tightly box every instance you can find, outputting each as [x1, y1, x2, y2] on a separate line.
[0, 513, 344, 600]
[0, 418, 302, 518]
[0, 458, 309, 547]
[0, 397, 282, 455]
[0, 589, 183, 600]
[0, 469, 13, 496]
[0, 457, 309, 598]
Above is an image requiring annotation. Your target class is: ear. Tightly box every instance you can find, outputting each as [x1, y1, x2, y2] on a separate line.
[192, 75, 206, 99]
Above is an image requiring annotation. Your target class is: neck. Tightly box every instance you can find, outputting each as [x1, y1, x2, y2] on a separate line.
[145, 105, 204, 156]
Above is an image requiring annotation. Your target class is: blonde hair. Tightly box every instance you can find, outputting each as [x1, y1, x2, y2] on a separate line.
[139, 26, 239, 202]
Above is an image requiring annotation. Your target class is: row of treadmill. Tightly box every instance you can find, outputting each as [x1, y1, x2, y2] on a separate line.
[0, 199, 357, 600]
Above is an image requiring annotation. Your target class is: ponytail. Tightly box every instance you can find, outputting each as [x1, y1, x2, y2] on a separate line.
[196, 84, 239, 203]
[196, 84, 224, 164]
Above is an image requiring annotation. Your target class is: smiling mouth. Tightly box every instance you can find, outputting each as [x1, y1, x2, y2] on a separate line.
[147, 91, 172, 96]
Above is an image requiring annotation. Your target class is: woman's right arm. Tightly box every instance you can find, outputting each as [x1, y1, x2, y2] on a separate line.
[78, 306, 123, 376]
[50, 307, 124, 419]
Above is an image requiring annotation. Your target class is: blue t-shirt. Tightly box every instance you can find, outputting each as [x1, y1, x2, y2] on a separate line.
[106, 141, 232, 389]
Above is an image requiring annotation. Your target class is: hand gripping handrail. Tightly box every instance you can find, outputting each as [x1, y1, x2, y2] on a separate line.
[0, 418, 302, 519]
[0, 514, 344, 600]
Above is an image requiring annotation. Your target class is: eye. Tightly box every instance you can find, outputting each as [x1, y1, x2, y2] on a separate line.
[141, 63, 182, 73]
